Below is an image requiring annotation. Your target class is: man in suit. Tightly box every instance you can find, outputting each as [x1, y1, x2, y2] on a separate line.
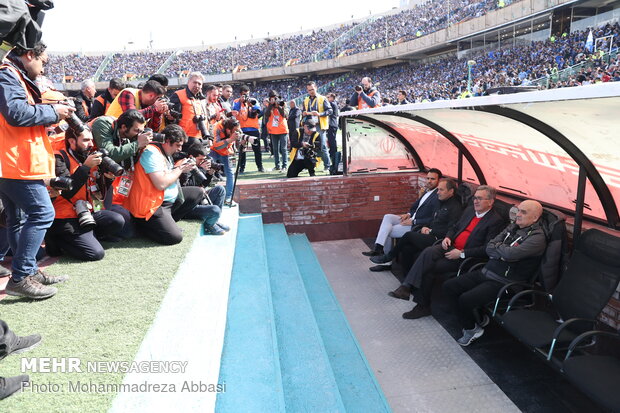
[388, 185, 506, 319]
[362, 168, 442, 258]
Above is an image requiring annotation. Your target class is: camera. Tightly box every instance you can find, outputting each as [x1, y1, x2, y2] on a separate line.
[96, 149, 125, 177]
[61, 99, 87, 134]
[193, 115, 210, 138]
[207, 156, 224, 173]
[159, 96, 182, 120]
[355, 85, 363, 92]
[74, 200, 96, 230]
[143, 128, 166, 143]
[49, 176, 73, 191]
[174, 152, 210, 187]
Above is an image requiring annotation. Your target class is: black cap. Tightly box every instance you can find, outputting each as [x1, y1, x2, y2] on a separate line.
[303, 119, 317, 129]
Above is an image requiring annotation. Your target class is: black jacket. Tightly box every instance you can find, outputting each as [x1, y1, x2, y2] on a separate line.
[427, 196, 462, 239]
[74, 92, 94, 123]
[446, 206, 506, 259]
[287, 107, 301, 132]
[408, 188, 440, 227]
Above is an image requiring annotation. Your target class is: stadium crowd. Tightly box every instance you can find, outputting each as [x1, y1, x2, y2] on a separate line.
[45, 0, 513, 81]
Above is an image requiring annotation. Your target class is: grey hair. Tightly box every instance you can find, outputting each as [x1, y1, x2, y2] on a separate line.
[476, 185, 497, 200]
[188, 71, 204, 82]
[81, 79, 95, 91]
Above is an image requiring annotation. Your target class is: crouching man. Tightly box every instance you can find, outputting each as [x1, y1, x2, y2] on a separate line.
[46, 127, 125, 261]
[125, 124, 211, 244]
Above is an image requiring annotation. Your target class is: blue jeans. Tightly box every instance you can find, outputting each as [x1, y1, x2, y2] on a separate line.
[0, 179, 55, 281]
[209, 151, 234, 199]
[206, 185, 225, 210]
[318, 129, 331, 168]
[186, 204, 221, 227]
[270, 133, 288, 169]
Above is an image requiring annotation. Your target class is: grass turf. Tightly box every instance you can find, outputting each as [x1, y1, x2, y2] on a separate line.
[0, 220, 200, 413]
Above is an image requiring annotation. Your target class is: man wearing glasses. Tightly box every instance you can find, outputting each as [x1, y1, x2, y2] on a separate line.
[387, 185, 506, 320]
[0, 42, 74, 299]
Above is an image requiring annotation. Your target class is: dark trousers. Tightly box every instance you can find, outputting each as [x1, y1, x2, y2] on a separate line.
[392, 231, 436, 274]
[404, 244, 462, 307]
[133, 186, 203, 245]
[443, 270, 503, 330]
[45, 209, 125, 261]
[238, 129, 262, 171]
[287, 158, 316, 178]
[327, 126, 338, 173]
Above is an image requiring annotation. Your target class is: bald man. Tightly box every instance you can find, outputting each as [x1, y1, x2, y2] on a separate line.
[442, 200, 547, 346]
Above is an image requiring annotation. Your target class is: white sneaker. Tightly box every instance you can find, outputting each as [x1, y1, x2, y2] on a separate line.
[457, 325, 484, 346]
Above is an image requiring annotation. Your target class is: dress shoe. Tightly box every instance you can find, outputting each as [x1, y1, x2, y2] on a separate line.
[362, 244, 383, 257]
[370, 253, 393, 265]
[388, 285, 411, 301]
[402, 304, 431, 319]
[369, 264, 391, 272]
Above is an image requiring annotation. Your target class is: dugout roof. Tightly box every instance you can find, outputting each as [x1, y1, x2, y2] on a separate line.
[341, 83, 620, 229]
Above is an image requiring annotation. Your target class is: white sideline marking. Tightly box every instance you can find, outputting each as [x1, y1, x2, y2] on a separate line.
[109, 207, 238, 413]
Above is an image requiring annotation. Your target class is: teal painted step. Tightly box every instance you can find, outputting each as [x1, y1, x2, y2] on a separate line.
[216, 215, 285, 413]
[289, 234, 392, 413]
[264, 224, 347, 413]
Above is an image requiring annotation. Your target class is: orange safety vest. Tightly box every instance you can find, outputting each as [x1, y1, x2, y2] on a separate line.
[233, 98, 260, 130]
[0, 64, 55, 180]
[358, 89, 378, 109]
[266, 108, 288, 135]
[123, 144, 165, 220]
[211, 121, 233, 156]
[52, 149, 94, 219]
[94, 95, 110, 114]
[175, 88, 205, 138]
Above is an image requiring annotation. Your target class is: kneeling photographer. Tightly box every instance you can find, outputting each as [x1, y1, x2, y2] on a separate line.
[124, 124, 212, 245]
[287, 119, 322, 178]
[178, 143, 229, 235]
[46, 127, 126, 261]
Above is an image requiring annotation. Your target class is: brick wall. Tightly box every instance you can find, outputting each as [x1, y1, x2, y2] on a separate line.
[235, 172, 620, 330]
[236, 172, 424, 241]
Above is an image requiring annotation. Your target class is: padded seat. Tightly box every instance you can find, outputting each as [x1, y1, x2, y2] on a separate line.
[500, 310, 578, 348]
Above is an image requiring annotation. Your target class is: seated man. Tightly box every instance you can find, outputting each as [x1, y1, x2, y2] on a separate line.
[287, 119, 322, 178]
[124, 124, 210, 245]
[46, 127, 125, 261]
[179, 142, 229, 234]
[362, 168, 442, 258]
[369, 178, 462, 272]
[388, 185, 506, 319]
[443, 200, 546, 346]
[0, 319, 40, 399]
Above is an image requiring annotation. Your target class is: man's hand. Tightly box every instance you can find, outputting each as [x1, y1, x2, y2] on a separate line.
[302, 142, 310, 148]
[84, 152, 102, 169]
[53, 104, 75, 120]
[399, 213, 411, 221]
[401, 218, 412, 226]
[420, 227, 431, 235]
[310, 111, 319, 116]
[441, 237, 452, 250]
[153, 99, 168, 113]
[137, 131, 152, 148]
[176, 159, 195, 173]
[444, 248, 462, 260]
[103, 172, 116, 180]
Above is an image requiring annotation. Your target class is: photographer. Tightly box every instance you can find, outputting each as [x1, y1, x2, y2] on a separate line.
[287, 119, 322, 178]
[0, 42, 73, 299]
[287, 100, 302, 133]
[74, 79, 96, 122]
[89, 78, 125, 120]
[105, 80, 167, 131]
[210, 117, 244, 203]
[204, 84, 225, 136]
[179, 143, 229, 235]
[232, 85, 264, 173]
[168, 72, 208, 146]
[326, 93, 339, 175]
[45, 128, 125, 261]
[264, 90, 289, 172]
[125, 124, 207, 245]
[302, 81, 332, 172]
[350, 76, 381, 109]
